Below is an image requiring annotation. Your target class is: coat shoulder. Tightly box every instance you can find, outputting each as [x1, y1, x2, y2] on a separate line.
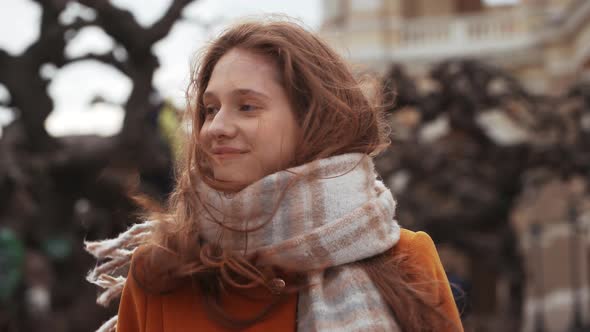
[390, 228, 447, 279]
[388, 228, 464, 332]
[394, 228, 439, 259]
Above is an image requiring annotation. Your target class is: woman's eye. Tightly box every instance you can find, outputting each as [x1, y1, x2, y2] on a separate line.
[204, 106, 218, 117]
[239, 104, 257, 112]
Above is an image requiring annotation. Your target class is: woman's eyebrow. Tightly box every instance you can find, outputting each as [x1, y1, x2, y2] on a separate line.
[203, 89, 271, 101]
[234, 89, 271, 101]
[202, 91, 216, 100]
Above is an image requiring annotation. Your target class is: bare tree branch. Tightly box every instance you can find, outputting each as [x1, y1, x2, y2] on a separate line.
[77, 0, 196, 52]
[0, 100, 12, 108]
[64, 17, 98, 31]
[25, 0, 68, 66]
[0, 50, 9, 84]
[73, 0, 197, 152]
[77, 0, 144, 51]
[30, 0, 68, 12]
[147, 0, 195, 43]
[62, 51, 130, 74]
[0, 0, 71, 147]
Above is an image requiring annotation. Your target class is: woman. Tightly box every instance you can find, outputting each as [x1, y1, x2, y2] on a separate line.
[86, 19, 463, 332]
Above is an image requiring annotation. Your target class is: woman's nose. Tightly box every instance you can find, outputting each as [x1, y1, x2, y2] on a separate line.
[205, 108, 237, 140]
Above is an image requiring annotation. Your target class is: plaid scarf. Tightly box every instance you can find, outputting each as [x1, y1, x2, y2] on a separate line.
[86, 153, 401, 331]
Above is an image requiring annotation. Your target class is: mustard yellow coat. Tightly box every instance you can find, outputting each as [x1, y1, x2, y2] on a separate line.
[116, 229, 463, 331]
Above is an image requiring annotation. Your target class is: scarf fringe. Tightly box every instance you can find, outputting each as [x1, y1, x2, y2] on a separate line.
[96, 315, 118, 332]
[85, 222, 154, 259]
[85, 221, 154, 331]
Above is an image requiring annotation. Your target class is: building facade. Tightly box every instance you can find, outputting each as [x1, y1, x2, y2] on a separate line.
[320, 0, 590, 94]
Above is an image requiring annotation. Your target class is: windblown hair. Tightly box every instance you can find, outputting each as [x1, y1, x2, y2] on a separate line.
[133, 19, 458, 332]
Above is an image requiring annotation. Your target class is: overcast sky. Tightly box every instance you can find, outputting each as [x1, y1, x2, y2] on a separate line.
[0, 0, 513, 137]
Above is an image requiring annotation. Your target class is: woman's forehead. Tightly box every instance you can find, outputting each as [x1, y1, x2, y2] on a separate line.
[205, 49, 282, 96]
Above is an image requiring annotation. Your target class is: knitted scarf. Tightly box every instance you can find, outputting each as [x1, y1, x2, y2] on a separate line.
[86, 153, 401, 331]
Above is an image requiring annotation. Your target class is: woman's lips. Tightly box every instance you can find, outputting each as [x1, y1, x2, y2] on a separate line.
[210, 147, 248, 160]
[215, 152, 245, 160]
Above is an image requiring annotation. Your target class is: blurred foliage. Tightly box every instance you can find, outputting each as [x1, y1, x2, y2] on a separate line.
[0, 228, 24, 303]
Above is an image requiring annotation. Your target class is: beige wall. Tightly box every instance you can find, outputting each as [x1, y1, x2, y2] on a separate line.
[402, 0, 455, 18]
[521, 226, 590, 332]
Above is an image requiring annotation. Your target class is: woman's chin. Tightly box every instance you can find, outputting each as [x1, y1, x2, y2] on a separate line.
[212, 170, 257, 187]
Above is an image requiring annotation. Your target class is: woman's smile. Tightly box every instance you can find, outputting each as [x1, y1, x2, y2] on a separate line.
[212, 148, 249, 161]
[210, 146, 249, 159]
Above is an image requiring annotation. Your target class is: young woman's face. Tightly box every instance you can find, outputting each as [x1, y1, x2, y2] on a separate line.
[199, 48, 301, 186]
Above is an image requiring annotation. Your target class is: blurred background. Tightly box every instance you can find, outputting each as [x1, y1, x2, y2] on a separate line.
[0, 0, 589, 331]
